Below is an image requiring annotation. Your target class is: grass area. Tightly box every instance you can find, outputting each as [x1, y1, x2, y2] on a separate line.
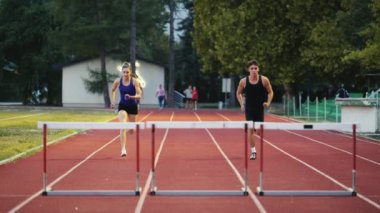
[0, 108, 116, 163]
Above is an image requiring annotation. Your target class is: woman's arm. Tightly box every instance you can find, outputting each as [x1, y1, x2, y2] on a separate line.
[110, 79, 119, 108]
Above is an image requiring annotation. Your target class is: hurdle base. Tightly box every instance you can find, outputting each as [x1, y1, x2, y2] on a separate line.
[256, 187, 355, 197]
[150, 189, 247, 196]
[150, 186, 157, 195]
[45, 189, 140, 196]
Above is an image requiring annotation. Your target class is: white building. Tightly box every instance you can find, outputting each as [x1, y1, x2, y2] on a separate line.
[62, 57, 165, 107]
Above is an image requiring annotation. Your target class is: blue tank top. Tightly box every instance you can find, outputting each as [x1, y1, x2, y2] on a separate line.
[119, 78, 137, 106]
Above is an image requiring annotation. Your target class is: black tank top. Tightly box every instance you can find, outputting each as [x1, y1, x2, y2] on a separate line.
[244, 75, 266, 109]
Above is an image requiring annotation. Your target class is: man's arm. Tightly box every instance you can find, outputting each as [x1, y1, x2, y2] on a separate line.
[236, 78, 245, 112]
[263, 76, 273, 108]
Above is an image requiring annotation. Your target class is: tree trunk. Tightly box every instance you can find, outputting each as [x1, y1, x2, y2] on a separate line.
[100, 51, 110, 108]
[228, 73, 236, 107]
[95, 0, 110, 108]
[130, 0, 137, 75]
[167, 0, 175, 107]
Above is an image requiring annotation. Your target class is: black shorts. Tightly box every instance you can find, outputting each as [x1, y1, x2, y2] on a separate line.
[245, 109, 264, 122]
[118, 103, 138, 115]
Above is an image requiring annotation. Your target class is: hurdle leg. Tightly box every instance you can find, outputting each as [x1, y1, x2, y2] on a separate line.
[257, 124, 264, 196]
[243, 123, 248, 195]
[150, 124, 157, 195]
[352, 124, 357, 196]
[42, 124, 47, 196]
[135, 124, 141, 195]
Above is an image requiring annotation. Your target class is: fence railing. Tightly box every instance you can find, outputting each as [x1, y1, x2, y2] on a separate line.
[173, 90, 185, 108]
[282, 91, 379, 123]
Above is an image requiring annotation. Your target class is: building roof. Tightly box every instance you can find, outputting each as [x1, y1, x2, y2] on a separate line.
[57, 55, 165, 70]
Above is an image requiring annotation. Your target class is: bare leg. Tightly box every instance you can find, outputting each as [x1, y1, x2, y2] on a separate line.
[249, 128, 255, 148]
[249, 128, 257, 160]
[118, 110, 128, 156]
[128, 114, 136, 134]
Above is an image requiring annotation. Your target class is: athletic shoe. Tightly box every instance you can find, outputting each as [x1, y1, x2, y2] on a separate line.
[250, 152, 256, 160]
[121, 149, 127, 157]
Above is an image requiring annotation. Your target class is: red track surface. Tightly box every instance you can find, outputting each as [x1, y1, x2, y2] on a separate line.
[0, 109, 379, 212]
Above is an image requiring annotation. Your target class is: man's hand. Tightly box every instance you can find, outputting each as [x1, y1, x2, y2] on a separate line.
[240, 105, 245, 113]
[263, 102, 271, 108]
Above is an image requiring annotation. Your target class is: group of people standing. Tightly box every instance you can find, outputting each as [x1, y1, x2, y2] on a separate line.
[111, 59, 274, 162]
[183, 85, 198, 110]
[154, 83, 199, 110]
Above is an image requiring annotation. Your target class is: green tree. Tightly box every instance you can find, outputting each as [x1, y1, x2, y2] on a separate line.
[50, 0, 132, 107]
[344, 0, 380, 70]
[176, 0, 221, 103]
[193, 0, 378, 99]
[0, 0, 58, 104]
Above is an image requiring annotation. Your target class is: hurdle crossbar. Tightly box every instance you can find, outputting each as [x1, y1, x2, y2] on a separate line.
[145, 121, 254, 129]
[256, 122, 358, 197]
[37, 121, 144, 129]
[253, 122, 354, 131]
[45, 190, 139, 196]
[147, 121, 250, 196]
[38, 121, 144, 196]
[150, 189, 247, 196]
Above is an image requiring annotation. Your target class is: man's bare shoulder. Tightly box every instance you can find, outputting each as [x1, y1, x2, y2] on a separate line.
[262, 75, 271, 81]
[239, 77, 247, 86]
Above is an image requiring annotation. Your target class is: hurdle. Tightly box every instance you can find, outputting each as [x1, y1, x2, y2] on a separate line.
[255, 122, 358, 196]
[37, 121, 144, 196]
[146, 121, 252, 196]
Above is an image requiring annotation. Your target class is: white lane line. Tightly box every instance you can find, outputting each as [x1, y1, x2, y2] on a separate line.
[0, 132, 78, 166]
[8, 111, 153, 213]
[270, 114, 380, 145]
[196, 112, 266, 213]
[220, 113, 379, 210]
[0, 114, 144, 165]
[8, 135, 119, 213]
[0, 113, 47, 121]
[261, 136, 380, 209]
[135, 112, 175, 213]
[285, 130, 380, 166]
[266, 114, 380, 165]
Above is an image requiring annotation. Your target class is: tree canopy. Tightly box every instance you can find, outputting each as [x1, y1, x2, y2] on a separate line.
[1, 0, 379, 105]
[193, 0, 380, 96]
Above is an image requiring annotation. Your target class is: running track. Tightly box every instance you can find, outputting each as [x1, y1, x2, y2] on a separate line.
[0, 109, 379, 212]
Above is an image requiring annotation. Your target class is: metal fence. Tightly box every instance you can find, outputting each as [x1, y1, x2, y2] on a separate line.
[280, 90, 379, 124]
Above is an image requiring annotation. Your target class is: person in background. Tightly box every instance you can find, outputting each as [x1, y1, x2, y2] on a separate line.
[337, 84, 349, 98]
[183, 85, 192, 109]
[111, 62, 142, 157]
[236, 59, 274, 160]
[192, 86, 199, 110]
[156, 84, 166, 109]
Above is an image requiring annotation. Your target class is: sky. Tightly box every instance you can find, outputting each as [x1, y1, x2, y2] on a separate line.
[165, 3, 188, 42]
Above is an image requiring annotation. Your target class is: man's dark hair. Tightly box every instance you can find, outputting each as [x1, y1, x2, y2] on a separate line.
[246, 59, 259, 69]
